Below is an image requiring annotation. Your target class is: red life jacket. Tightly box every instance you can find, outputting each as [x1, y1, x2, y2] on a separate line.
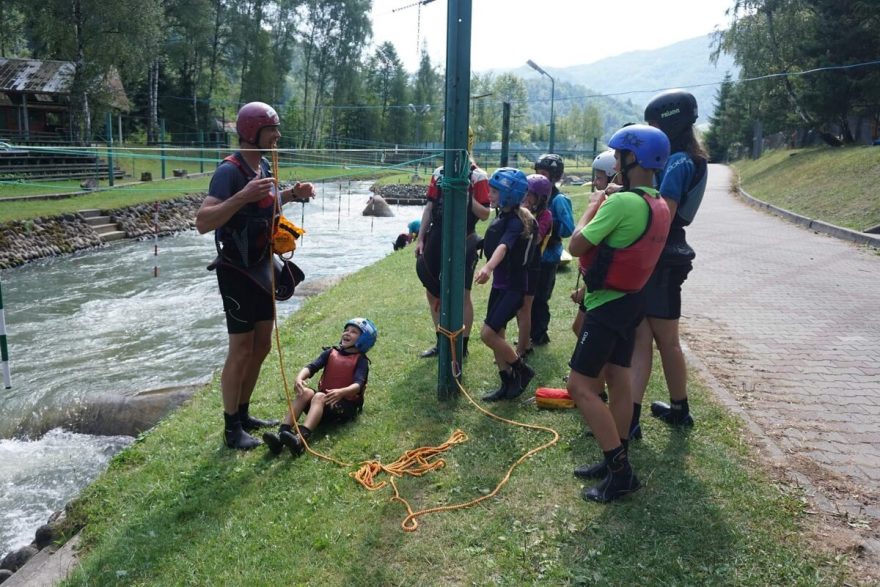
[579, 188, 671, 293]
[318, 348, 364, 403]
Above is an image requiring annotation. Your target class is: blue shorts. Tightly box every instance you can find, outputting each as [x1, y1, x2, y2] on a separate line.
[484, 288, 524, 332]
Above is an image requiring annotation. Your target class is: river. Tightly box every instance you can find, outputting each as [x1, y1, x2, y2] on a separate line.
[0, 181, 413, 559]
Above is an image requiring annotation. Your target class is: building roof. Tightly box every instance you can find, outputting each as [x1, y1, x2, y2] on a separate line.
[0, 58, 130, 111]
[0, 58, 75, 95]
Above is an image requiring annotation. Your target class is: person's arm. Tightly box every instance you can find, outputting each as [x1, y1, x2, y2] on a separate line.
[281, 182, 317, 205]
[474, 243, 507, 285]
[324, 382, 362, 406]
[470, 195, 491, 221]
[569, 194, 615, 257]
[195, 175, 276, 234]
[555, 196, 576, 238]
[294, 366, 314, 395]
[415, 201, 433, 256]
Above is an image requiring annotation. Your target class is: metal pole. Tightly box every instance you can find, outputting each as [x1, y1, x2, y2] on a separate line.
[500, 101, 510, 167]
[549, 76, 556, 153]
[160, 119, 167, 179]
[437, 0, 472, 399]
[199, 130, 205, 174]
[0, 278, 11, 388]
[106, 112, 114, 187]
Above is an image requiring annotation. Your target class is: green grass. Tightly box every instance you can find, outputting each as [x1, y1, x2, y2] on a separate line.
[732, 145, 880, 231]
[0, 152, 397, 223]
[59, 192, 852, 586]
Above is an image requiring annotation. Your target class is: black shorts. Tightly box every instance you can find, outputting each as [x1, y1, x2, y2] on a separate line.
[643, 261, 693, 320]
[304, 397, 361, 424]
[216, 266, 274, 334]
[569, 292, 645, 378]
[416, 231, 480, 297]
[484, 288, 524, 332]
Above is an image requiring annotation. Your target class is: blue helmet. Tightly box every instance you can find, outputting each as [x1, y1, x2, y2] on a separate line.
[489, 167, 529, 208]
[608, 124, 670, 170]
[344, 317, 378, 353]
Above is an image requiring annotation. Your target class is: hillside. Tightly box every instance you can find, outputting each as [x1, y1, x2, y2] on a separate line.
[509, 34, 737, 127]
[556, 35, 737, 124]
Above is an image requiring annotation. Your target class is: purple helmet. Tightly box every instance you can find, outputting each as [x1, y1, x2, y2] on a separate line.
[526, 173, 552, 206]
[608, 124, 670, 170]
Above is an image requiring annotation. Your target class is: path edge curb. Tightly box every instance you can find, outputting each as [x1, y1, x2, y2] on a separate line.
[735, 186, 880, 249]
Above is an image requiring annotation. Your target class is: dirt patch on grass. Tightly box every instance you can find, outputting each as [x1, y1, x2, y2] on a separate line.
[681, 317, 880, 581]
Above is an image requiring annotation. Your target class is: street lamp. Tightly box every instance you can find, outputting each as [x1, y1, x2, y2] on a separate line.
[407, 103, 431, 146]
[526, 59, 555, 153]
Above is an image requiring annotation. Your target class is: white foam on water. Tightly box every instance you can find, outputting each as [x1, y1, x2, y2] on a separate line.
[0, 429, 134, 559]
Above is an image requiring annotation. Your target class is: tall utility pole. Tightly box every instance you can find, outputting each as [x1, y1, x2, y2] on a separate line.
[527, 59, 556, 153]
[437, 0, 472, 399]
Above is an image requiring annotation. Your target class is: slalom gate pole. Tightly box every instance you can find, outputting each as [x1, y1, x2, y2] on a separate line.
[0, 277, 11, 388]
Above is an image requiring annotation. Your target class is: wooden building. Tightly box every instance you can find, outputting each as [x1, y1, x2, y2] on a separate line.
[0, 58, 130, 143]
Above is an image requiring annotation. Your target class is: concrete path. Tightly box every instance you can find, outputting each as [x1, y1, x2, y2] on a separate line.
[680, 164, 880, 558]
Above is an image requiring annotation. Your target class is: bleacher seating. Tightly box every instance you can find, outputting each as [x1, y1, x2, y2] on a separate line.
[0, 143, 125, 181]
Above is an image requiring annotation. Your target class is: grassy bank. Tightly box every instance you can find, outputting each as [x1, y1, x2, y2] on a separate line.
[0, 163, 397, 224]
[60, 188, 851, 585]
[733, 145, 880, 231]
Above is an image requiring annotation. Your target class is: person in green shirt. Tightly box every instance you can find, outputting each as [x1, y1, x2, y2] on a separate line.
[566, 124, 671, 502]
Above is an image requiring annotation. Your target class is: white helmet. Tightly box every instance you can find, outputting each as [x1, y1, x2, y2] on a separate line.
[592, 149, 616, 177]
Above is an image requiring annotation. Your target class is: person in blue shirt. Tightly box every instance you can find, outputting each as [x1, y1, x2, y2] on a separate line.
[629, 89, 709, 436]
[530, 154, 575, 346]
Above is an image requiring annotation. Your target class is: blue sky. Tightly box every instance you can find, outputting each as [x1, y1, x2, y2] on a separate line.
[370, 0, 734, 72]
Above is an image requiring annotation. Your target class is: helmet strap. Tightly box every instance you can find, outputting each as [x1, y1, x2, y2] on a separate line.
[620, 151, 638, 190]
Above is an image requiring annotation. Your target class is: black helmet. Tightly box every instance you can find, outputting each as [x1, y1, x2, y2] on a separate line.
[644, 89, 698, 139]
[534, 153, 564, 182]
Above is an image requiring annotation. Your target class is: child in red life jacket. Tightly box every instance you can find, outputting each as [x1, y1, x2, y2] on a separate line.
[262, 318, 378, 456]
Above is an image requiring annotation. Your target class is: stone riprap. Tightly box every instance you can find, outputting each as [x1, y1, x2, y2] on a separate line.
[0, 195, 204, 270]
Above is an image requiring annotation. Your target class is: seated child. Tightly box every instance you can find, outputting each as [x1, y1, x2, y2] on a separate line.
[263, 317, 378, 455]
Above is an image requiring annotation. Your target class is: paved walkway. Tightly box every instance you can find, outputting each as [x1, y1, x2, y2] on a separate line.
[680, 165, 880, 549]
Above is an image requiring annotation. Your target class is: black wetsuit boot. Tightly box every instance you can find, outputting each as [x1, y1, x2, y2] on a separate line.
[482, 370, 512, 402]
[224, 411, 261, 450]
[239, 402, 280, 432]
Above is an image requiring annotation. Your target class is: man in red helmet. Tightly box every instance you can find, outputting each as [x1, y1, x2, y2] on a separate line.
[196, 101, 316, 450]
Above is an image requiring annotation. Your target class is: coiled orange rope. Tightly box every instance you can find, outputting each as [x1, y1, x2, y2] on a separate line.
[350, 326, 560, 532]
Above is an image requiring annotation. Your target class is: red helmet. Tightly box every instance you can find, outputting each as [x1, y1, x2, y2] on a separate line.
[236, 102, 280, 145]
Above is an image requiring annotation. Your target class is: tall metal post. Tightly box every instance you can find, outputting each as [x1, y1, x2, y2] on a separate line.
[160, 119, 167, 180]
[500, 101, 510, 167]
[199, 130, 205, 174]
[437, 0, 472, 399]
[106, 112, 115, 187]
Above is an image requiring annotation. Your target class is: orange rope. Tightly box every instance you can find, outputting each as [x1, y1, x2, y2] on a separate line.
[350, 326, 560, 532]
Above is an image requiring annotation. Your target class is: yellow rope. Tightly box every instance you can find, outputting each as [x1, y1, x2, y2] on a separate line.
[350, 326, 560, 532]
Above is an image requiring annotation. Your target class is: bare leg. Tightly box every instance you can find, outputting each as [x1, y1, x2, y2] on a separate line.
[302, 392, 326, 431]
[237, 320, 273, 406]
[630, 318, 654, 405]
[463, 290, 474, 337]
[481, 324, 518, 371]
[648, 317, 688, 401]
[567, 370, 619, 450]
[516, 295, 534, 356]
[605, 364, 634, 441]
